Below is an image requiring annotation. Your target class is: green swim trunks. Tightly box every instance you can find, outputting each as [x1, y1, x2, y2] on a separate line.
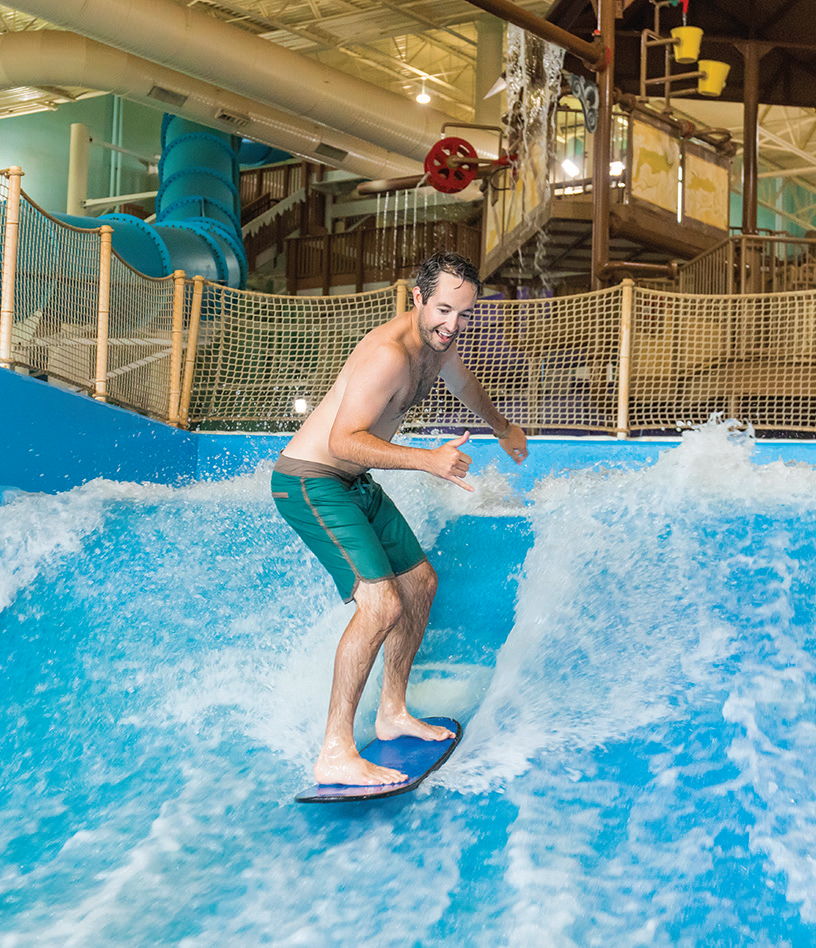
[271, 454, 427, 603]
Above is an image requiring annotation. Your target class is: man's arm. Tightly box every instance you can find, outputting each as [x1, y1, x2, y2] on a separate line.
[328, 345, 475, 490]
[440, 353, 528, 464]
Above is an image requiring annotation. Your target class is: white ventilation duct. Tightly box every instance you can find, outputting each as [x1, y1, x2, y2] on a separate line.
[0, 31, 424, 181]
[10, 0, 498, 162]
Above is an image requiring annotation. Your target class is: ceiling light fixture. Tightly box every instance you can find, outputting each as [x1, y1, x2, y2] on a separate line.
[416, 81, 431, 105]
[561, 158, 581, 179]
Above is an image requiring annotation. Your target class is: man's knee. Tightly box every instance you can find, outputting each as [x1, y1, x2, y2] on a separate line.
[419, 560, 438, 603]
[404, 559, 438, 603]
[355, 578, 404, 634]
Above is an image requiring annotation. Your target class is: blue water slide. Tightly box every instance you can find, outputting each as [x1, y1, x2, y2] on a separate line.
[54, 115, 251, 289]
[237, 140, 290, 167]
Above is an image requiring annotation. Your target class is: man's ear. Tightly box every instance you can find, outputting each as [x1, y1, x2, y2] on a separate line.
[411, 285, 423, 308]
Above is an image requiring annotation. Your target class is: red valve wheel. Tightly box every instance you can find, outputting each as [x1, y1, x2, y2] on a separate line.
[424, 137, 479, 193]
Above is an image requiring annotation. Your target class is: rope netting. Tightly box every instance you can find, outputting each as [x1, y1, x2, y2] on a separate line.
[4, 174, 816, 437]
[186, 283, 400, 428]
[11, 198, 101, 389]
[403, 286, 622, 433]
[629, 286, 816, 433]
[105, 254, 177, 421]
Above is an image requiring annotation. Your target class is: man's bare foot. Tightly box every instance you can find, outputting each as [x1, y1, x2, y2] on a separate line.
[314, 745, 407, 787]
[375, 709, 455, 743]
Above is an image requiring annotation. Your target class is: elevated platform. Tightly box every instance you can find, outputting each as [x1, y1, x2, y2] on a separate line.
[491, 188, 724, 287]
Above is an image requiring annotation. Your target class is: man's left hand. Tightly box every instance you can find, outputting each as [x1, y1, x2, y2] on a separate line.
[499, 424, 528, 464]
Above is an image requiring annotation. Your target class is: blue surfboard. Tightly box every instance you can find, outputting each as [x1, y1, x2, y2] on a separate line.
[295, 716, 462, 803]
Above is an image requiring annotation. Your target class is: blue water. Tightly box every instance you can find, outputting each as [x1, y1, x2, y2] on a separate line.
[3, 423, 816, 945]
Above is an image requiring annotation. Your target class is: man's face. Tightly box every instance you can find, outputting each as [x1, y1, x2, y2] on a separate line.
[413, 271, 477, 352]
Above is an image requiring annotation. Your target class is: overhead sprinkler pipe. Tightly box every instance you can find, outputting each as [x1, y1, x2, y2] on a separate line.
[357, 126, 509, 197]
[356, 175, 426, 196]
[463, 0, 608, 71]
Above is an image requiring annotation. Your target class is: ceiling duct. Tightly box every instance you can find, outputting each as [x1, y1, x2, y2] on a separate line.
[214, 109, 251, 130]
[147, 85, 188, 108]
[0, 31, 424, 181]
[9, 0, 499, 163]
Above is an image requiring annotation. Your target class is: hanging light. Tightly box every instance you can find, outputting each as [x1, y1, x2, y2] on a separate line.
[416, 81, 431, 105]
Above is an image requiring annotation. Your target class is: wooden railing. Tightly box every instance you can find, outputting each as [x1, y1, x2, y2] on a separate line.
[239, 161, 305, 208]
[244, 191, 326, 273]
[286, 221, 482, 294]
[678, 235, 816, 295]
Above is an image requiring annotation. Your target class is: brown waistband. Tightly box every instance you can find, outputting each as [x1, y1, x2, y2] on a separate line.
[274, 453, 363, 486]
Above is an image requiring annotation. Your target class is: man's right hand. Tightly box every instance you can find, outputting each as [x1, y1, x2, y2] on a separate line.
[427, 431, 474, 491]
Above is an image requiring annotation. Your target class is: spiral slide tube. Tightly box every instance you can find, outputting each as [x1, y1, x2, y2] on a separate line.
[56, 115, 249, 287]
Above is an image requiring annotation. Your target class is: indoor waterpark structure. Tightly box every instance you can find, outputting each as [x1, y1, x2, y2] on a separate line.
[3, 1, 816, 944]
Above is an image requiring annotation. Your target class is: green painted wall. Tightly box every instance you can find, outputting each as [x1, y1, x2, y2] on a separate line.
[0, 95, 162, 217]
[729, 156, 816, 236]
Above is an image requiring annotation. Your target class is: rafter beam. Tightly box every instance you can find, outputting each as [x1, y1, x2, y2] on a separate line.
[758, 122, 816, 167]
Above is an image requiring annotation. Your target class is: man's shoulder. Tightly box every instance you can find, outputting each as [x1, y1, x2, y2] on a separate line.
[355, 321, 412, 366]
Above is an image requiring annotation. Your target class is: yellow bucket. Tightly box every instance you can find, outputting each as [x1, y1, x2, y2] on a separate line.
[698, 60, 730, 97]
[671, 26, 703, 64]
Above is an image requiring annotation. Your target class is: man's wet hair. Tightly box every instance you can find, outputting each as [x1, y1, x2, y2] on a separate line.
[414, 251, 482, 304]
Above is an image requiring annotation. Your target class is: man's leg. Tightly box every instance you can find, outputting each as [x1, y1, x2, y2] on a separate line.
[375, 560, 454, 743]
[314, 578, 410, 786]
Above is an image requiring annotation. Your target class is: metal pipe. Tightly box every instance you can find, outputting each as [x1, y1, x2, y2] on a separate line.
[463, 0, 607, 71]
[741, 42, 761, 236]
[0, 166, 23, 369]
[108, 96, 119, 201]
[115, 96, 124, 208]
[591, 0, 615, 288]
[357, 175, 425, 196]
[67, 123, 89, 216]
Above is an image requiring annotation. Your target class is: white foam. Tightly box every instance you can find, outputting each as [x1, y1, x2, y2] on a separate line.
[443, 420, 816, 794]
[6, 419, 816, 941]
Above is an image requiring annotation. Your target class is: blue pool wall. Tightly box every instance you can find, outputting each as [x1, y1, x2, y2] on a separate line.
[5, 368, 816, 493]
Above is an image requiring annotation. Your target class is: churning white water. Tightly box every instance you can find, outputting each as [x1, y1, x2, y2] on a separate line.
[2, 421, 816, 945]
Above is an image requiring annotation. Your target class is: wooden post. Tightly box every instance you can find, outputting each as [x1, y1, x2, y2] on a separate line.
[167, 269, 186, 426]
[287, 238, 297, 295]
[355, 229, 365, 292]
[616, 279, 634, 439]
[179, 275, 205, 429]
[395, 278, 409, 316]
[0, 166, 23, 369]
[94, 225, 114, 400]
[322, 234, 331, 296]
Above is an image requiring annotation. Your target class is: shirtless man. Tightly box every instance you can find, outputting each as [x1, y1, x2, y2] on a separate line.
[272, 251, 528, 786]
